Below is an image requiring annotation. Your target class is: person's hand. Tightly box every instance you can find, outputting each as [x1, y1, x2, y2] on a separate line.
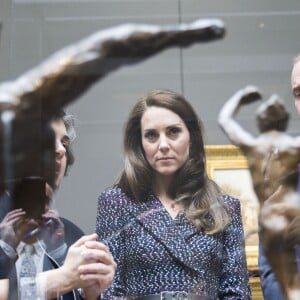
[0, 279, 9, 300]
[0, 209, 26, 249]
[79, 235, 116, 299]
[59, 235, 95, 287]
[39, 209, 65, 251]
[35, 234, 116, 299]
[36, 234, 101, 299]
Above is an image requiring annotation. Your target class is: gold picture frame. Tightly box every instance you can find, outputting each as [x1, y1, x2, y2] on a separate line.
[205, 145, 259, 272]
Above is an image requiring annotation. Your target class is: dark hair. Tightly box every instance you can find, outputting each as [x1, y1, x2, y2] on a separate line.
[116, 89, 229, 233]
[52, 110, 76, 175]
[256, 96, 289, 133]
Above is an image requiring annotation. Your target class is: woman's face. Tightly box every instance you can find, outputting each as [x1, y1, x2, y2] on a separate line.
[141, 106, 190, 180]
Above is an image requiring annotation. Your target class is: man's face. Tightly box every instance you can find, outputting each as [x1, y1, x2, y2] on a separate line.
[291, 60, 300, 115]
[18, 119, 68, 244]
[51, 119, 69, 190]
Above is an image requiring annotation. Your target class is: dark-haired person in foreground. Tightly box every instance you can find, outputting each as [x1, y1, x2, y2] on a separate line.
[0, 111, 116, 299]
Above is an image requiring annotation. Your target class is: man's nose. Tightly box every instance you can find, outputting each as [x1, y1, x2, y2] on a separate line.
[56, 140, 66, 158]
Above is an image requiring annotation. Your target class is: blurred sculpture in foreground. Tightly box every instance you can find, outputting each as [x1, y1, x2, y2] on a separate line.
[218, 85, 300, 300]
[0, 19, 225, 197]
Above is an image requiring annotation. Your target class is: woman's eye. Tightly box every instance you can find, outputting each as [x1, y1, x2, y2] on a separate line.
[168, 127, 181, 136]
[144, 131, 157, 141]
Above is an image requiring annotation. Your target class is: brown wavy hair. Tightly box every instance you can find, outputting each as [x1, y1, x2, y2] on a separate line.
[115, 89, 230, 233]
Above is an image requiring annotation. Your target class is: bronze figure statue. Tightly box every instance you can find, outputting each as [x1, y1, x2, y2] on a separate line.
[218, 85, 300, 300]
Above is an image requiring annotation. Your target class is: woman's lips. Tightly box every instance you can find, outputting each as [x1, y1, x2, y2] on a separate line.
[157, 157, 174, 161]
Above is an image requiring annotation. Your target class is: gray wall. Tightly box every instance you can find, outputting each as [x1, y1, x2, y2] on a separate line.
[1, 0, 300, 233]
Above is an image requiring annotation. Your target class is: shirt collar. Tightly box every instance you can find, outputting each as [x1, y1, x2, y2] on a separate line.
[17, 241, 45, 257]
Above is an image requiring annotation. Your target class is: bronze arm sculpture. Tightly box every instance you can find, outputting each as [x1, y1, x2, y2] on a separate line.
[0, 19, 225, 206]
[218, 85, 300, 300]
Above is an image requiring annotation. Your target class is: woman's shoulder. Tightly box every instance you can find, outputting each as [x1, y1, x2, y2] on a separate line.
[221, 193, 241, 212]
[99, 186, 124, 198]
[98, 187, 134, 207]
[221, 194, 243, 228]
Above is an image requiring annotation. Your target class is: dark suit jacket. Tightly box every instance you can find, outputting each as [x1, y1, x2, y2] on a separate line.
[0, 217, 84, 300]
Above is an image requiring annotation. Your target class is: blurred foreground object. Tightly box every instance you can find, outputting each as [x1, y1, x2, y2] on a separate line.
[218, 85, 300, 300]
[0, 19, 225, 195]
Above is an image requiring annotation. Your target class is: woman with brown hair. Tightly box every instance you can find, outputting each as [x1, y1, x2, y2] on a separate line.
[96, 89, 250, 299]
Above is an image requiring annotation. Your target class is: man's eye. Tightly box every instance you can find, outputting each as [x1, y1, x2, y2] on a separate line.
[294, 91, 300, 97]
[62, 139, 70, 149]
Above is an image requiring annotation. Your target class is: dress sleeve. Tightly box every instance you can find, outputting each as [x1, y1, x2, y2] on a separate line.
[96, 188, 130, 240]
[95, 188, 129, 298]
[218, 196, 251, 300]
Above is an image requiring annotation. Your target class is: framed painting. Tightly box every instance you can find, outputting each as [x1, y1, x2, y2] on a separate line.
[205, 145, 259, 272]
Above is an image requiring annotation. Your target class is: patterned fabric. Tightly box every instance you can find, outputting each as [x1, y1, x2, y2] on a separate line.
[19, 245, 36, 277]
[19, 245, 37, 300]
[96, 188, 251, 300]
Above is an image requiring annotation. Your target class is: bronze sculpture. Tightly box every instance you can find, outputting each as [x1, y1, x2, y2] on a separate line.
[218, 85, 300, 300]
[0, 19, 225, 210]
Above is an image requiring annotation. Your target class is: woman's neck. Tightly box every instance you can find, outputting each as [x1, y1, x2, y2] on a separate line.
[152, 174, 172, 197]
[152, 175, 183, 218]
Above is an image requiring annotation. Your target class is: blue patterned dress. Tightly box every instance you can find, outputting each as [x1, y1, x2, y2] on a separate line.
[96, 188, 250, 299]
